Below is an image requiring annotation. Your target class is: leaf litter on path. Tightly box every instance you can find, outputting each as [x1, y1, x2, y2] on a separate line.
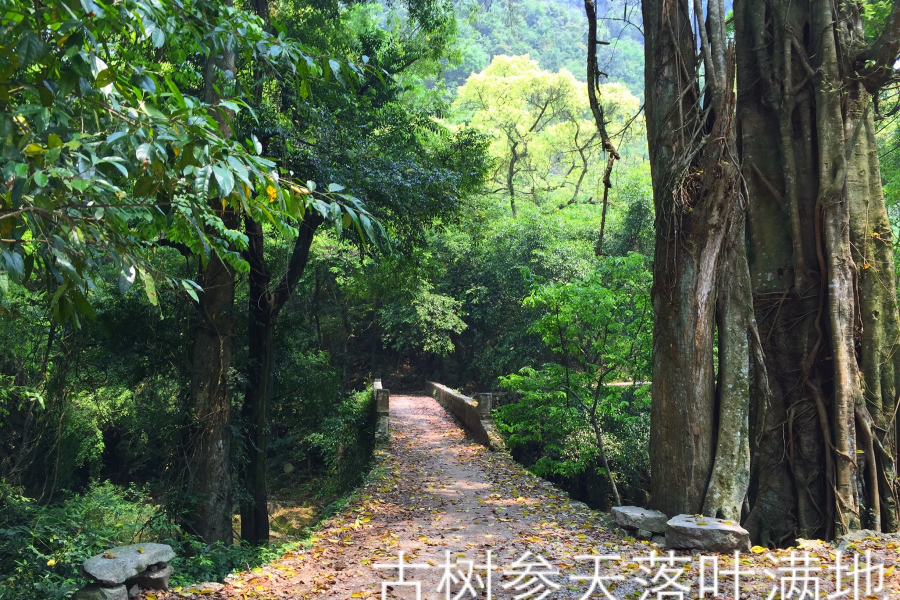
[143, 395, 900, 600]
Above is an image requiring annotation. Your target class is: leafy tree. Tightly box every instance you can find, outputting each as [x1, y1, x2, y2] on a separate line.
[452, 54, 641, 217]
[231, 0, 490, 544]
[0, 0, 329, 321]
[496, 253, 652, 507]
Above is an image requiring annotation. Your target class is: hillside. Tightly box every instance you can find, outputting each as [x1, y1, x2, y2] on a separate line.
[445, 0, 644, 95]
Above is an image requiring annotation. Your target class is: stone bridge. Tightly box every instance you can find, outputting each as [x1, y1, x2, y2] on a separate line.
[372, 380, 505, 451]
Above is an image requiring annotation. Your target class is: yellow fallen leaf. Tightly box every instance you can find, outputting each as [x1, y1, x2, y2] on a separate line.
[146, 595, 157, 600]
[352, 594, 362, 598]
[137, 547, 144, 554]
[751, 546, 766, 554]
[696, 521, 708, 526]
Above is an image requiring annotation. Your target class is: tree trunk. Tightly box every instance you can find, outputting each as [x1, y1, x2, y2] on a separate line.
[240, 213, 323, 545]
[734, 0, 900, 543]
[644, 0, 753, 521]
[186, 3, 237, 545]
[239, 217, 275, 547]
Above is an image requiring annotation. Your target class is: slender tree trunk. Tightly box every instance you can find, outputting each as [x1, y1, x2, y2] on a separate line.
[240, 213, 322, 545]
[186, 3, 237, 544]
[240, 218, 275, 547]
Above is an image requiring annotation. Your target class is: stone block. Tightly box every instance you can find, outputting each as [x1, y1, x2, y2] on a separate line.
[473, 393, 493, 417]
[651, 534, 666, 547]
[636, 529, 652, 540]
[375, 389, 390, 415]
[126, 564, 173, 591]
[375, 415, 390, 443]
[665, 514, 750, 553]
[612, 506, 668, 534]
[83, 544, 174, 586]
[73, 584, 128, 600]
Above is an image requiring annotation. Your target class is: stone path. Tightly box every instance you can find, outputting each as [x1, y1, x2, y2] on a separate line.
[152, 394, 900, 600]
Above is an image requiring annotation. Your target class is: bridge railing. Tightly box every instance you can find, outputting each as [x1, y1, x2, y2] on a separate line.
[425, 382, 505, 451]
[374, 379, 390, 443]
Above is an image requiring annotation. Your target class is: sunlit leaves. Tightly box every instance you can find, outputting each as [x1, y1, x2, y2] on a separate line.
[0, 0, 374, 325]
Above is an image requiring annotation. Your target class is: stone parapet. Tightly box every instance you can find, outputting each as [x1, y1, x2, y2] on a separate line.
[374, 379, 390, 443]
[425, 382, 505, 451]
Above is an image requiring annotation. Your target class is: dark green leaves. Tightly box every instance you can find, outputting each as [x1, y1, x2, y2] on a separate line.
[16, 32, 48, 68]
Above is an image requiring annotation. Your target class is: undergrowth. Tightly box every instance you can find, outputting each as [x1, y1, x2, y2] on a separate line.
[0, 389, 379, 600]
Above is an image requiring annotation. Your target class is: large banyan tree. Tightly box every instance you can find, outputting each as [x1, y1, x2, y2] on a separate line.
[641, 0, 900, 544]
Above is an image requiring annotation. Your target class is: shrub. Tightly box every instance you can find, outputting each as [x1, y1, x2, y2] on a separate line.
[0, 481, 301, 599]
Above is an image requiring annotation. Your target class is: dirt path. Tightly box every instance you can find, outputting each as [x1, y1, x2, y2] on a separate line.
[156, 394, 900, 600]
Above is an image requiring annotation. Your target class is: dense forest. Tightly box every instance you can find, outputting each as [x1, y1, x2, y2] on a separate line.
[2, 0, 900, 596]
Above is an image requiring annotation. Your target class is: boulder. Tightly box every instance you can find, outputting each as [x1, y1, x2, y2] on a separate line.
[126, 564, 173, 590]
[83, 544, 175, 586]
[636, 529, 653, 540]
[651, 534, 667, 547]
[665, 514, 750, 553]
[612, 506, 668, 534]
[72, 584, 128, 600]
[127, 585, 139, 598]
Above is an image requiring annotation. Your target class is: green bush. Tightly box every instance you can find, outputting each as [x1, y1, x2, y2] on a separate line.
[494, 254, 653, 508]
[300, 388, 378, 499]
[0, 482, 299, 599]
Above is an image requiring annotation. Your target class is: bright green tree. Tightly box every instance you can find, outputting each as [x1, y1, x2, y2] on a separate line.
[451, 54, 641, 218]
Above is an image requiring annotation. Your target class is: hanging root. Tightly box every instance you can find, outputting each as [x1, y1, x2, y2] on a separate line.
[855, 403, 881, 531]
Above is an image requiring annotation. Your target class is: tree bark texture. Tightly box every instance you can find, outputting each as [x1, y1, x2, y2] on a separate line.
[644, 0, 753, 522]
[734, 0, 900, 543]
[186, 7, 237, 544]
[240, 213, 323, 545]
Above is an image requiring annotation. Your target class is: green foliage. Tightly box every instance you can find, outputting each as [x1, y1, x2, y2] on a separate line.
[445, 0, 644, 96]
[0, 0, 389, 327]
[281, 387, 379, 499]
[494, 253, 652, 506]
[0, 480, 316, 598]
[451, 54, 643, 215]
[379, 285, 467, 355]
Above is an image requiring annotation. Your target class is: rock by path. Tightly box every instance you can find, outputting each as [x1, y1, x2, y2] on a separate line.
[149, 394, 900, 600]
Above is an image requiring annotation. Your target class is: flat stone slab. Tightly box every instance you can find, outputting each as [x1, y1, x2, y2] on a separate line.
[612, 506, 668, 534]
[83, 544, 174, 586]
[665, 514, 750, 553]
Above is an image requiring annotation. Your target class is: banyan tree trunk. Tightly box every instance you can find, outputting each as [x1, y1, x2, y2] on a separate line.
[735, 0, 900, 544]
[644, 0, 900, 543]
[644, 0, 754, 522]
